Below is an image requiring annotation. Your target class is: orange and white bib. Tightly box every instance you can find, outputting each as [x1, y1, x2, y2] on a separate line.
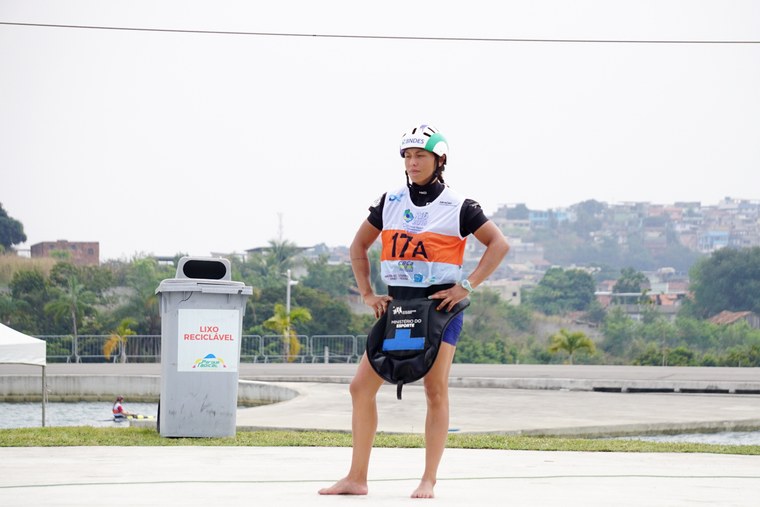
[380, 186, 466, 287]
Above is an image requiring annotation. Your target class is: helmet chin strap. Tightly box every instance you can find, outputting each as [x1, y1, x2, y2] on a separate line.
[406, 171, 439, 188]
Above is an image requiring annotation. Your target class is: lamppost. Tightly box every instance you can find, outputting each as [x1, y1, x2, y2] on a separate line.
[284, 269, 298, 358]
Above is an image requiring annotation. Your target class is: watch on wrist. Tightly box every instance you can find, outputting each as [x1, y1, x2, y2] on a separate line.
[460, 279, 474, 293]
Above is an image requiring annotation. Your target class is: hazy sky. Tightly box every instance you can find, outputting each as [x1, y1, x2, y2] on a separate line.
[2, 0, 759, 261]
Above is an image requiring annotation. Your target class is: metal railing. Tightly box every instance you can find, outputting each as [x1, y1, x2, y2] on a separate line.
[35, 334, 367, 364]
[260, 334, 310, 363]
[310, 335, 357, 363]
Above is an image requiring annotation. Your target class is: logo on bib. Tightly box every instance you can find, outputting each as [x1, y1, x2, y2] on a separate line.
[397, 260, 414, 272]
[392, 305, 417, 316]
[406, 211, 429, 233]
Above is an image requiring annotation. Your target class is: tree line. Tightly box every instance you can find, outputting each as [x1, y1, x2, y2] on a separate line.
[0, 242, 373, 338]
[508, 247, 760, 366]
[2, 239, 760, 366]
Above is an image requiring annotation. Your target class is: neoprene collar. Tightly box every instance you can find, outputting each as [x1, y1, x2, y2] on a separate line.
[408, 179, 445, 207]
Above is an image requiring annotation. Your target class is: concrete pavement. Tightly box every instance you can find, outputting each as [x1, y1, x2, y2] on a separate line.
[1, 446, 759, 507]
[2, 364, 760, 506]
[235, 381, 760, 436]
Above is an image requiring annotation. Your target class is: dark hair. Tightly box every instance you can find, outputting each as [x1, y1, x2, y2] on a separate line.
[434, 154, 447, 184]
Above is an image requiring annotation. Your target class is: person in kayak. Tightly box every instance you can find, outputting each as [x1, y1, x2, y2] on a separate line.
[112, 395, 134, 421]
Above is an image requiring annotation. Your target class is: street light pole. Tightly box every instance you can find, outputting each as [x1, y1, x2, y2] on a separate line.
[285, 269, 298, 359]
[286, 269, 293, 323]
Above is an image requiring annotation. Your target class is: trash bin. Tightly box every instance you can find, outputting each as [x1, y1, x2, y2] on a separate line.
[156, 256, 252, 437]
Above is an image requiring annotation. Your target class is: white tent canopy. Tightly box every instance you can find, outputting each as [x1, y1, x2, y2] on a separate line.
[0, 323, 47, 426]
[0, 323, 46, 366]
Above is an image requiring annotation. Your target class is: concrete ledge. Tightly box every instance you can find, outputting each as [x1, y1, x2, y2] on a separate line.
[0, 375, 160, 402]
[231, 420, 760, 438]
[498, 418, 760, 438]
[238, 380, 298, 405]
[4, 373, 759, 401]
[238, 375, 760, 395]
[0, 375, 299, 405]
[448, 376, 760, 394]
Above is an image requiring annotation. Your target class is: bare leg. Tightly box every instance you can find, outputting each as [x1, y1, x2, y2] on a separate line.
[411, 343, 456, 499]
[318, 354, 384, 495]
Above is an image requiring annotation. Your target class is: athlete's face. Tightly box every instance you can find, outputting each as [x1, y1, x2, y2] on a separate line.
[404, 148, 440, 185]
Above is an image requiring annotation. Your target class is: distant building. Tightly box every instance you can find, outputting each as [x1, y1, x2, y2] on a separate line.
[709, 311, 760, 329]
[595, 288, 688, 322]
[528, 209, 572, 229]
[698, 230, 730, 252]
[30, 240, 99, 265]
[482, 279, 523, 305]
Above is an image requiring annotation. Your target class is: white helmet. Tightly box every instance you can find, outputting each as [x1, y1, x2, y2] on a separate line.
[399, 124, 448, 159]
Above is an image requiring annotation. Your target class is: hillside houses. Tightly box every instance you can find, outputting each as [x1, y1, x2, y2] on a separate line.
[241, 197, 758, 317]
[468, 197, 760, 313]
[489, 197, 760, 263]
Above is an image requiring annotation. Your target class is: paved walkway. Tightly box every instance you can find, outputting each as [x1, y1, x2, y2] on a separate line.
[237, 364, 760, 436]
[1, 446, 759, 507]
[235, 381, 760, 436]
[2, 364, 760, 506]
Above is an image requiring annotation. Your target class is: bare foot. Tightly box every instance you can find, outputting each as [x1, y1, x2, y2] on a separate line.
[411, 479, 436, 499]
[318, 477, 369, 496]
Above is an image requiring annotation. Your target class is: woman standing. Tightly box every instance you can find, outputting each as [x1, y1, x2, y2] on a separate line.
[319, 124, 509, 498]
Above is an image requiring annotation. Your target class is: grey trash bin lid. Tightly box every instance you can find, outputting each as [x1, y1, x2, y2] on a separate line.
[155, 256, 252, 295]
[155, 278, 253, 295]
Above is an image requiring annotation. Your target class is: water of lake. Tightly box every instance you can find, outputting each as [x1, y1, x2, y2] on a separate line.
[0, 401, 158, 429]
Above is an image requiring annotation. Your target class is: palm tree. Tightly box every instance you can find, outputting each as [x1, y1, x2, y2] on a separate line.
[548, 328, 596, 364]
[103, 318, 137, 363]
[0, 292, 25, 327]
[264, 239, 301, 275]
[125, 258, 169, 335]
[44, 276, 97, 363]
[263, 303, 312, 362]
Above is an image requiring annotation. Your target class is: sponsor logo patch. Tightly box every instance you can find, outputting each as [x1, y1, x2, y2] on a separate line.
[397, 260, 414, 272]
[401, 137, 426, 147]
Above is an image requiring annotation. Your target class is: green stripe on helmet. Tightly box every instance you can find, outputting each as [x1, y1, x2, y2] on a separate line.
[424, 132, 447, 156]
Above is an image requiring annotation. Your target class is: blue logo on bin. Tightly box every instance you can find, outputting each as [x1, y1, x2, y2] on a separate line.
[192, 353, 227, 369]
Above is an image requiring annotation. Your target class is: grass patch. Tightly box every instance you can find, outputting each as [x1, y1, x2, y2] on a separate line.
[0, 427, 758, 455]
